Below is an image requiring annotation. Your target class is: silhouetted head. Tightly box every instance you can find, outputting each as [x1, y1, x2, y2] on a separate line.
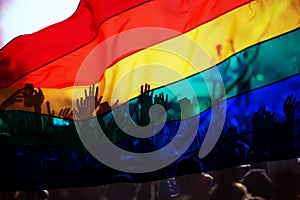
[241, 169, 272, 200]
[209, 182, 250, 200]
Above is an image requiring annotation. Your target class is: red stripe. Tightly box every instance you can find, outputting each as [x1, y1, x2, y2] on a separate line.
[0, 0, 150, 88]
[0, 0, 252, 88]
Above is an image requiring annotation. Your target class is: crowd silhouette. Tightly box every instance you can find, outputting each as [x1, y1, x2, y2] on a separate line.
[0, 79, 299, 199]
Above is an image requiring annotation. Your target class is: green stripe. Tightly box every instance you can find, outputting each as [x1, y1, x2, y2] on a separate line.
[143, 27, 300, 116]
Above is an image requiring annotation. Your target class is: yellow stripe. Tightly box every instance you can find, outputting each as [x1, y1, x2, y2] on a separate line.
[97, 0, 300, 104]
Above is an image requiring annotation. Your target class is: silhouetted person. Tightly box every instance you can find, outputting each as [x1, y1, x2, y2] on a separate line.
[209, 182, 251, 200]
[240, 169, 272, 200]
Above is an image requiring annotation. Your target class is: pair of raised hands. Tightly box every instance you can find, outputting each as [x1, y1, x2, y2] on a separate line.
[0, 87, 44, 113]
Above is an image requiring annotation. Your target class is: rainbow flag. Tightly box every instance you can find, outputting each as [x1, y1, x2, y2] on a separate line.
[0, 0, 300, 189]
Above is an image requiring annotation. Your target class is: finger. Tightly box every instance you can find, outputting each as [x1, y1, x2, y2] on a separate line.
[73, 109, 79, 118]
[84, 98, 88, 107]
[16, 94, 24, 98]
[59, 109, 63, 116]
[166, 94, 168, 103]
[76, 99, 80, 109]
[284, 96, 288, 106]
[98, 96, 103, 105]
[64, 108, 69, 116]
[112, 99, 119, 108]
[38, 87, 43, 95]
[15, 89, 25, 96]
[16, 88, 25, 92]
[84, 89, 88, 99]
[93, 85, 96, 97]
[89, 85, 92, 97]
[66, 107, 71, 115]
[66, 108, 70, 115]
[62, 108, 67, 116]
[287, 94, 292, 104]
[145, 84, 149, 94]
[144, 83, 148, 93]
[13, 94, 24, 101]
[62, 108, 66, 116]
[150, 89, 154, 98]
[95, 86, 99, 103]
[46, 101, 51, 114]
[80, 97, 84, 107]
[141, 84, 144, 94]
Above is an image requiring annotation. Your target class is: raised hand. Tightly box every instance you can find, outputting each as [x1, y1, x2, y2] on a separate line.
[31, 88, 44, 113]
[94, 85, 103, 109]
[74, 97, 90, 120]
[154, 92, 169, 111]
[251, 111, 261, 128]
[138, 83, 154, 111]
[46, 101, 73, 119]
[94, 85, 108, 115]
[283, 94, 299, 120]
[73, 85, 98, 119]
[136, 84, 154, 126]
[251, 106, 276, 129]
[58, 108, 73, 119]
[74, 85, 117, 119]
[0, 88, 24, 110]
[136, 106, 150, 126]
[85, 84, 116, 115]
[85, 85, 98, 113]
[179, 97, 194, 118]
